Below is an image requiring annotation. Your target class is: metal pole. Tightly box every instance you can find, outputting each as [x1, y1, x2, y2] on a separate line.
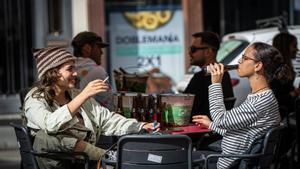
[290, 0, 294, 25]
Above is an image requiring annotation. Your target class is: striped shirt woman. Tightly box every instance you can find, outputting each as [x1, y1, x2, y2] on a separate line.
[209, 83, 280, 168]
[193, 42, 290, 168]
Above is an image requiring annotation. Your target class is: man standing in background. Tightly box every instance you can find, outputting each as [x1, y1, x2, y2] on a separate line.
[72, 31, 115, 111]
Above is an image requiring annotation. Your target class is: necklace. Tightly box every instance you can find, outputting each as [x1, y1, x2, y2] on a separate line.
[252, 86, 269, 94]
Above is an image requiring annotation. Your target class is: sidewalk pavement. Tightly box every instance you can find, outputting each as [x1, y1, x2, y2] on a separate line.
[0, 149, 20, 169]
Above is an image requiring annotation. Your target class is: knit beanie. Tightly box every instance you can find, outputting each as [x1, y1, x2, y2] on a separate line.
[33, 47, 76, 79]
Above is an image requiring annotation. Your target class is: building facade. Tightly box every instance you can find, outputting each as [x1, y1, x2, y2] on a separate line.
[0, 0, 298, 114]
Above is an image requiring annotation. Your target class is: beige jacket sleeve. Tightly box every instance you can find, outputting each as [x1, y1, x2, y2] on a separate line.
[81, 97, 145, 136]
[71, 89, 145, 136]
[24, 88, 74, 133]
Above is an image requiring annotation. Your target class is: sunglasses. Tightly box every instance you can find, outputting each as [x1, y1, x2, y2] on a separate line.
[190, 46, 210, 53]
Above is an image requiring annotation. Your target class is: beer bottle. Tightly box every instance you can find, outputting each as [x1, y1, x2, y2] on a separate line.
[156, 95, 163, 127]
[203, 64, 238, 75]
[136, 93, 142, 121]
[140, 96, 146, 122]
[151, 95, 158, 129]
[147, 95, 154, 122]
[116, 93, 123, 115]
[131, 96, 139, 120]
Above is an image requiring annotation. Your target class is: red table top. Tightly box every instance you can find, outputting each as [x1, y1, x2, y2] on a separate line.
[164, 124, 211, 135]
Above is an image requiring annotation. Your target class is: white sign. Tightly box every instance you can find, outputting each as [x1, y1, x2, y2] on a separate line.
[147, 153, 163, 163]
[109, 9, 185, 84]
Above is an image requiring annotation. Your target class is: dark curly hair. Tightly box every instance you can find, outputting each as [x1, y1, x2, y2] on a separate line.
[32, 67, 61, 106]
[251, 42, 290, 84]
[273, 32, 297, 60]
[272, 32, 296, 82]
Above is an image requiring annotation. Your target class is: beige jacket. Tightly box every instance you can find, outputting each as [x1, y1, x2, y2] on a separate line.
[24, 88, 144, 137]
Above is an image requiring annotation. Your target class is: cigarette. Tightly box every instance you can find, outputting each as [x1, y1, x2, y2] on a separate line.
[103, 76, 109, 82]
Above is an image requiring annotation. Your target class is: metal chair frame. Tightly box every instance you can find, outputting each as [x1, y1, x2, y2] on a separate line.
[103, 134, 192, 169]
[203, 125, 286, 169]
[10, 122, 90, 169]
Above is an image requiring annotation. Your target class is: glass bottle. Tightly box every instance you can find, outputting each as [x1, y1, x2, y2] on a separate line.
[131, 96, 139, 120]
[148, 95, 154, 122]
[156, 95, 163, 127]
[116, 93, 123, 115]
[140, 96, 146, 122]
[203, 64, 238, 75]
[136, 93, 142, 121]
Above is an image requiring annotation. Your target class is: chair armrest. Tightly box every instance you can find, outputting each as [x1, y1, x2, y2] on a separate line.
[192, 158, 205, 168]
[33, 149, 89, 160]
[205, 153, 263, 169]
[102, 157, 117, 166]
[192, 151, 207, 168]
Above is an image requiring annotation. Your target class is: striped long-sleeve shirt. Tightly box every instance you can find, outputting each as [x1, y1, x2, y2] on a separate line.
[208, 83, 281, 169]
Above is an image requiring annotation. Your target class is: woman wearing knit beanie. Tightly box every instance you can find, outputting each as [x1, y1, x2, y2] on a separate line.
[24, 47, 159, 169]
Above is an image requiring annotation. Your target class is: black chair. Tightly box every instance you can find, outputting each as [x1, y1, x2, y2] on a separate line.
[103, 134, 192, 169]
[224, 97, 236, 110]
[202, 125, 286, 169]
[10, 122, 90, 169]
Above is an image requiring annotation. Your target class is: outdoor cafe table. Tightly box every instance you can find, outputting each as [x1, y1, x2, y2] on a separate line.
[160, 124, 213, 151]
[163, 124, 211, 135]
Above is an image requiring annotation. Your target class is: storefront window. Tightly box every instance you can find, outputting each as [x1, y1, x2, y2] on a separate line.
[48, 0, 62, 35]
[105, 0, 184, 84]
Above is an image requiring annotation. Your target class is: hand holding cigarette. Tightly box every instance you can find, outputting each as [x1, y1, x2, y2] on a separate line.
[82, 79, 110, 98]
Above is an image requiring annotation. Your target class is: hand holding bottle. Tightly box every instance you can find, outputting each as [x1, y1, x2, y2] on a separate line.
[203, 64, 238, 76]
[208, 63, 224, 84]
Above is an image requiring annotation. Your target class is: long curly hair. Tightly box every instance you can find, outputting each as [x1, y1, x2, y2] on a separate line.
[32, 67, 61, 106]
[272, 32, 296, 82]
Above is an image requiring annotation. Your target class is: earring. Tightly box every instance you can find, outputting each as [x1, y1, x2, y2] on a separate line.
[254, 71, 260, 80]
